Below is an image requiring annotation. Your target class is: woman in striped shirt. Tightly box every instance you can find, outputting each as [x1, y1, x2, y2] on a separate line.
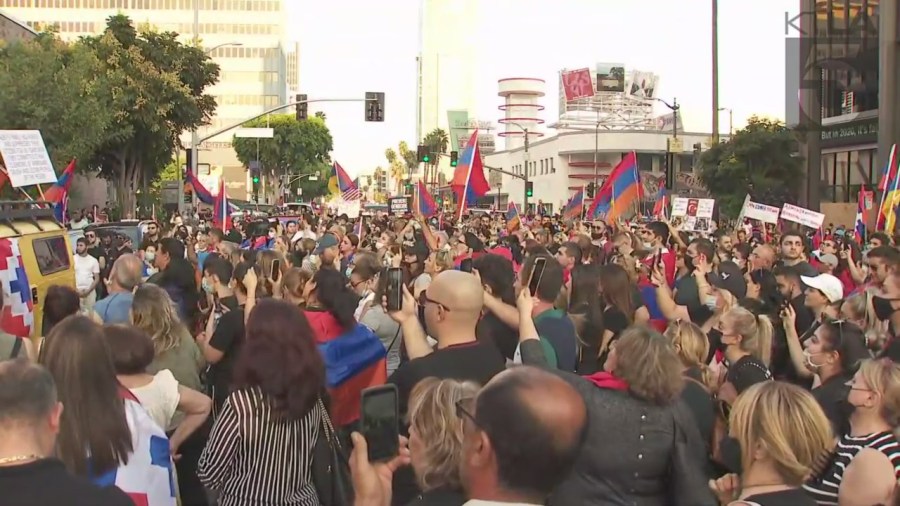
[804, 358, 900, 506]
[198, 299, 325, 506]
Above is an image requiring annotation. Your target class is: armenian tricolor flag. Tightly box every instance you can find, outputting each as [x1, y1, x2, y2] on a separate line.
[506, 201, 521, 233]
[415, 181, 437, 217]
[185, 166, 214, 205]
[452, 130, 490, 219]
[876, 144, 899, 232]
[587, 151, 642, 221]
[652, 180, 669, 219]
[212, 178, 230, 233]
[563, 187, 585, 220]
[42, 158, 76, 204]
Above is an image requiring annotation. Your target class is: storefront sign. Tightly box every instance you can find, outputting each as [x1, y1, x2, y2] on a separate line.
[820, 118, 878, 148]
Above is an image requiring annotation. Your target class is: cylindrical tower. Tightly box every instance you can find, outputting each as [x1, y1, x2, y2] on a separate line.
[498, 77, 545, 150]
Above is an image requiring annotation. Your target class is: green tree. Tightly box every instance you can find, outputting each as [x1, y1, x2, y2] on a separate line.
[698, 116, 803, 218]
[314, 111, 326, 121]
[423, 128, 449, 189]
[80, 15, 219, 213]
[0, 33, 114, 174]
[231, 114, 333, 201]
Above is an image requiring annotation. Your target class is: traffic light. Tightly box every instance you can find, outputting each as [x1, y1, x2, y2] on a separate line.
[365, 91, 385, 122]
[586, 182, 595, 199]
[450, 151, 458, 167]
[525, 181, 534, 197]
[295, 94, 308, 121]
[417, 144, 429, 163]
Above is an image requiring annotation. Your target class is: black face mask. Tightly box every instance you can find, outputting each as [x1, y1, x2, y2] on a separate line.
[873, 295, 898, 321]
[684, 255, 695, 271]
[591, 232, 603, 240]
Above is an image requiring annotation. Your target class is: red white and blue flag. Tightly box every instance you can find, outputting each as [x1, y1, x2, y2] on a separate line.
[0, 238, 33, 338]
[451, 130, 490, 219]
[92, 389, 176, 506]
[855, 186, 867, 244]
[333, 162, 361, 201]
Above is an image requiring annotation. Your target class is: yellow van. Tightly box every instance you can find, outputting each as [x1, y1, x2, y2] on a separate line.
[0, 202, 75, 338]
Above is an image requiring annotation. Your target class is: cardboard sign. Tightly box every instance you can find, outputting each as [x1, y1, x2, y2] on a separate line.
[388, 196, 410, 215]
[0, 130, 58, 187]
[742, 201, 781, 224]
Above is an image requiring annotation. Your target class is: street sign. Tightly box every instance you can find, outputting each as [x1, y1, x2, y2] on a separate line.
[235, 128, 274, 138]
[667, 137, 683, 153]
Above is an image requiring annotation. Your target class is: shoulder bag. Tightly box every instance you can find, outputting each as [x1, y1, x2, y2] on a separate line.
[313, 398, 354, 506]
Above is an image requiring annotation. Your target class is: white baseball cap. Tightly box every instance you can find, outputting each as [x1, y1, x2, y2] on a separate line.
[800, 273, 844, 303]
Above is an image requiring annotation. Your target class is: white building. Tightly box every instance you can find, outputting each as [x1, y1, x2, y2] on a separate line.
[484, 129, 717, 215]
[1, 0, 299, 201]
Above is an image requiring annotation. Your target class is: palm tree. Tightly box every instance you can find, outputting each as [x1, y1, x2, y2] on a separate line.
[384, 149, 406, 194]
[423, 128, 449, 189]
[314, 111, 327, 121]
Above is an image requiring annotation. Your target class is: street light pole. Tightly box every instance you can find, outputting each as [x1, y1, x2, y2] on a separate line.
[711, 0, 720, 144]
[718, 107, 733, 136]
[503, 121, 531, 211]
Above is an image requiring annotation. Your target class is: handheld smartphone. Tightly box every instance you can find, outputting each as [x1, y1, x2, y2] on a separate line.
[360, 385, 400, 462]
[460, 258, 473, 273]
[655, 250, 663, 267]
[528, 257, 547, 297]
[385, 267, 403, 311]
[270, 259, 281, 282]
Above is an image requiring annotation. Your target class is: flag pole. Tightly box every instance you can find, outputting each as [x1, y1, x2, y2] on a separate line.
[877, 144, 897, 229]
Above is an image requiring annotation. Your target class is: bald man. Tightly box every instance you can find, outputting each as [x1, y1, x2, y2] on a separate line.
[459, 366, 588, 505]
[91, 254, 142, 324]
[750, 244, 776, 271]
[386, 270, 506, 505]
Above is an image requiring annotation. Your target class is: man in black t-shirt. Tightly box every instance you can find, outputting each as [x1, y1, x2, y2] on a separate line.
[0, 360, 131, 506]
[197, 258, 245, 414]
[387, 270, 505, 506]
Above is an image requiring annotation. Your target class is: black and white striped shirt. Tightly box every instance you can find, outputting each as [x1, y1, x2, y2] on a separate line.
[197, 387, 321, 506]
[803, 431, 900, 505]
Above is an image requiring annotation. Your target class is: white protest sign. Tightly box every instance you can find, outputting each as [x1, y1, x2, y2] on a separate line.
[780, 203, 825, 229]
[330, 198, 361, 219]
[743, 201, 781, 224]
[0, 130, 58, 187]
[670, 197, 715, 232]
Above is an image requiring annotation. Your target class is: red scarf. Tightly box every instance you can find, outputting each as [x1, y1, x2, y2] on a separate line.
[584, 371, 629, 392]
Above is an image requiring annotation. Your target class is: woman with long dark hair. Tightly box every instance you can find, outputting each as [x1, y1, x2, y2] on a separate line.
[597, 264, 636, 362]
[303, 268, 387, 428]
[567, 264, 605, 375]
[474, 253, 519, 360]
[198, 299, 325, 506]
[39, 316, 175, 505]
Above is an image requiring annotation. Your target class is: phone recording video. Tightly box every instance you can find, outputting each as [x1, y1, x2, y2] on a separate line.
[459, 258, 473, 273]
[270, 259, 281, 282]
[385, 267, 404, 311]
[528, 257, 547, 297]
[360, 385, 400, 462]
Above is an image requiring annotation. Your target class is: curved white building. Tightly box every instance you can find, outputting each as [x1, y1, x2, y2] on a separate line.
[497, 77, 545, 150]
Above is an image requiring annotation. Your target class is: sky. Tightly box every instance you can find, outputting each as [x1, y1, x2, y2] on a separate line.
[292, 0, 793, 178]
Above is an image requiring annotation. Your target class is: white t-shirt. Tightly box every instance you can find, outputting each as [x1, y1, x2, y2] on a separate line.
[129, 369, 181, 432]
[69, 218, 90, 230]
[73, 253, 100, 291]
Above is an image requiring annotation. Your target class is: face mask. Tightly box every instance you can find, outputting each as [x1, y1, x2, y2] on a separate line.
[873, 295, 897, 321]
[803, 350, 823, 369]
[375, 241, 385, 250]
[704, 295, 718, 310]
[684, 255, 695, 271]
[643, 242, 653, 249]
[201, 278, 214, 294]
[144, 251, 155, 262]
[591, 232, 603, 240]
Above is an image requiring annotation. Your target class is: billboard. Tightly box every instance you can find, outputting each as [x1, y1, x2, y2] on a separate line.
[595, 63, 626, 92]
[447, 110, 469, 152]
[626, 70, 659, 100]
[653, 112, 684, 134]
[561, 68, 595, 101]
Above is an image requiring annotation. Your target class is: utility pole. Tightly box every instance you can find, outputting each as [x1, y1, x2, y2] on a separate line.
[523, 128, 530, 212]
[711, 0, 720, 144]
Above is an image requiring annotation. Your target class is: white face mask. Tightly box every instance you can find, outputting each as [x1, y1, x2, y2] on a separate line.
[643, 242, 653, 249]
[704, 295, 718, 310]
[375, 241, 385, 250]
[803, 350, 823, 369]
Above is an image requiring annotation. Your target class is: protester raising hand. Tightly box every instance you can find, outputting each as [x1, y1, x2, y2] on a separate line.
[349, 432, 411, 506]
[383, 283, 417, 325]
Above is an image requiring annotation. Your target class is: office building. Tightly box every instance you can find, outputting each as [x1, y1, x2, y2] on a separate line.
[0, 0, 300, 201]
[796, 0, 881, 223]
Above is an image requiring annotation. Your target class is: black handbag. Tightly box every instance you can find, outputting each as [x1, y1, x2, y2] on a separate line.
[313, 398, 354, 506]
[667, 401, 718, 506]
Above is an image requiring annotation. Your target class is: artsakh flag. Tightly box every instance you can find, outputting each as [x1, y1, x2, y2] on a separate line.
[0, 238, 33, 338]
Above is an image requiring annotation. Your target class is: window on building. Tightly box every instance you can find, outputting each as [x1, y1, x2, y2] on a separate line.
[550, 158, 556, 173]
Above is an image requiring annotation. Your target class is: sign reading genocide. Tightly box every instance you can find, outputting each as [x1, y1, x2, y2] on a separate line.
[389, 196, 410, 215]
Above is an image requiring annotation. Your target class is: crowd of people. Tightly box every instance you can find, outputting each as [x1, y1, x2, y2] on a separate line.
[2, 205, 900, 506]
